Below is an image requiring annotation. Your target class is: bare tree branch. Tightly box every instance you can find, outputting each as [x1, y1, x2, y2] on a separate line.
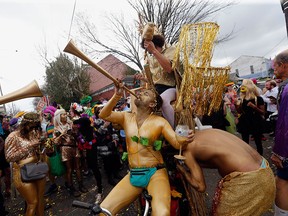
[73, 0, 236, 71]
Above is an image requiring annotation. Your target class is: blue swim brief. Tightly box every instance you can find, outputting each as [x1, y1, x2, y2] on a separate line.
[130, 167, 157, 188]
[129, 165, 165, 188]
[260, 157, 267, 168]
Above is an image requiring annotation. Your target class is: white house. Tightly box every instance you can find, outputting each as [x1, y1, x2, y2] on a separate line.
[0, 106, 5, 113]
[229, 55, 273, 80]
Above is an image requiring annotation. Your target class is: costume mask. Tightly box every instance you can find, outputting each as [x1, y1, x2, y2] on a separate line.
[240, 86, 247, 93]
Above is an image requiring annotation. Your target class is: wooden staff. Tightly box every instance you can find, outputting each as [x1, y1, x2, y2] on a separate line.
[141, 23, 156, 90]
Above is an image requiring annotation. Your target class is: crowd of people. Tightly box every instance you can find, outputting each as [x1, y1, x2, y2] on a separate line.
[0, 96, 128, 216]
[195, 50, 288, 216]
[0, 31, 287, 216]
[204, 77, 280, 156]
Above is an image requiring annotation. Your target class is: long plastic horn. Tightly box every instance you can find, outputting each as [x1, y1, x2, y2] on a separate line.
[63, 40, 138, 98]
[0, 80, 43, 105]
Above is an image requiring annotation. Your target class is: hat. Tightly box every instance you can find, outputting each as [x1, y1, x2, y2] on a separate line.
[251, 78, 257, 84]
[43, 106, 57, 117]
[93, 104, 104, 108]
[9, 117, 19, 126]
[80, 95, 92, 105]
[22, 112, 40, 124]
[225, 82, 234, 87]
[71, 102, 83, 113]
[15, 111, 26, 118]
[54, 109, 66, 118]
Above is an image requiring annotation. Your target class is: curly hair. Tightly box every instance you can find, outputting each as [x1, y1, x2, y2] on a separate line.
[19, 112, 41, 139]
[141, 34, 165, 49]
[149, 88, 163, 112]
[75, 117, 94, 142]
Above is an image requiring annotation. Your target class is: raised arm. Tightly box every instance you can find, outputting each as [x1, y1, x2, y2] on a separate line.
[99, 81, 125, 125]
[161, 119, 194, 150]
[144, 40, 174, 73]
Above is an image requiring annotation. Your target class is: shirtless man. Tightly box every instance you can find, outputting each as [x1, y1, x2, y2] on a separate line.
[177, 128, 276, 216]
[99, 82, 194, 215]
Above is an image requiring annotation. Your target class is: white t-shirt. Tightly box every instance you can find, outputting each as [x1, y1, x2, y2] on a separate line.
[261, 86, 279, 113]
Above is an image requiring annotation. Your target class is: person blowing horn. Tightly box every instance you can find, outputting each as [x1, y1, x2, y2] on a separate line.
[98, 80, 194, 215]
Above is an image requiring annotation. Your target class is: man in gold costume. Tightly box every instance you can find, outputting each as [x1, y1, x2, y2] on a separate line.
[177, 128, 276, 216]
[98, 82, 194, 215]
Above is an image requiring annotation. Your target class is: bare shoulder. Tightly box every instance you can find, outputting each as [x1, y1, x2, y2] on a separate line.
[195, 129, 241, 144]
[194, 129, 261, 162]
[151, 114, 168, 124]
[192, 129, 251, 156]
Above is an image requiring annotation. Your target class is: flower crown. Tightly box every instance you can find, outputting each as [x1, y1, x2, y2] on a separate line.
[71, 102, 83, 113]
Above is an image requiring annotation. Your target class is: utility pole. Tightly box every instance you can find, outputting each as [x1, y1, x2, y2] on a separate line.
[0, 82, 6, 113]
[281, 0, 288, 37]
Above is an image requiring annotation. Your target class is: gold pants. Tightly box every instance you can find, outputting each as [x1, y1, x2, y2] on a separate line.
[13, 157, 46, 216]
[100, 168, 170, 216]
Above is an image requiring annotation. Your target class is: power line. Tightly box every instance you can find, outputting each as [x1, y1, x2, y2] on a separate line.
[231, 36, 286, 75]
[228, 37, 286, 78]
[263, 36, 286, 57]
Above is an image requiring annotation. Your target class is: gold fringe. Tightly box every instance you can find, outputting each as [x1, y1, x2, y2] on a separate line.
[173, 22, 230, 215]
[173, 22, 219, 69]
[173, 22, 230, 118]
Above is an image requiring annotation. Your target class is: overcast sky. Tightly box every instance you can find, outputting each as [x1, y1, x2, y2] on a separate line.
[0, 0, 286, 112]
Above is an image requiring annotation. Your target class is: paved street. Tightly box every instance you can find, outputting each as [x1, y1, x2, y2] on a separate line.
[3, 132, 276, 216]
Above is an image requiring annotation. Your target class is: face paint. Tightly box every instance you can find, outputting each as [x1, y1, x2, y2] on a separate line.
[240, 86, 247, 93]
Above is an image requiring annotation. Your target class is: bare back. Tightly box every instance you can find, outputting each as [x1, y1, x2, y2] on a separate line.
[185, 129, 263, 177]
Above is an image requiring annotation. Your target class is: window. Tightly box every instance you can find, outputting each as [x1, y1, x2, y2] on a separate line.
[250, 65, 254, 74]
